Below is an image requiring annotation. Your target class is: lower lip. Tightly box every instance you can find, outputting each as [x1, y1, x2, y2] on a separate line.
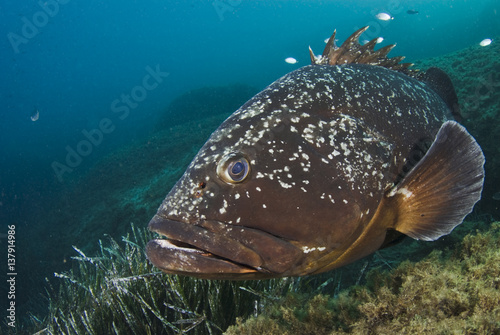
[146, 239, 258, 276]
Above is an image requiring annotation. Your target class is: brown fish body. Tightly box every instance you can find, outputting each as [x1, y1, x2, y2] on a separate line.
[146, 27, 484, 279]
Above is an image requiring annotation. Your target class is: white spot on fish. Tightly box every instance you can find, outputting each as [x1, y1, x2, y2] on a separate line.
[340, 142, 351, 156]
[279, 180, 293, 189]
[397, 187, 413, 199]
[302, 246, 326, 254]
[328, 194, 335, 204]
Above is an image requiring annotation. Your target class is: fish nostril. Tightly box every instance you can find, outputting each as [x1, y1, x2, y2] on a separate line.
[194, 182, 207, 198]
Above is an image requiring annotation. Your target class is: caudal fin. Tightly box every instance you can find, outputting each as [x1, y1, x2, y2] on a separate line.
[388, 121, 484, 241]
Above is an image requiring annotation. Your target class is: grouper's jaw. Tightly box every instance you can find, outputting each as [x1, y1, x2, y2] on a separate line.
[146, 239, 260, 279]
[147, 215, 303, 279]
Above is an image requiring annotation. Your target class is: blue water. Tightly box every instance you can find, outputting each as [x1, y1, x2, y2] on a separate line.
[0, 0, 498, 329]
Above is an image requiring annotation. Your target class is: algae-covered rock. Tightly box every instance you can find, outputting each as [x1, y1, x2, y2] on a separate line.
[224, 223, 500, 334]
[415, 37, 500, 217]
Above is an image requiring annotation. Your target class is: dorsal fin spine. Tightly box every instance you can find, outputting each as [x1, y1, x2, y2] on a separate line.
[310, 26, 418, 76]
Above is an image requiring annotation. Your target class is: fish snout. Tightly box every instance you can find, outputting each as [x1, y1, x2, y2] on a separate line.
[147, 215, 302, 279]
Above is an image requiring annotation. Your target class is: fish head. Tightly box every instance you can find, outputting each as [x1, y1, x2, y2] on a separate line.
[146, 80, 377, 279]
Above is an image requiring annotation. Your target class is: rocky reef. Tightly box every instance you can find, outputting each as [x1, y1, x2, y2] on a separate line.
[225, 222, 500, 334]
[23, 39, 500, 334]
[415, 39, 500, 217]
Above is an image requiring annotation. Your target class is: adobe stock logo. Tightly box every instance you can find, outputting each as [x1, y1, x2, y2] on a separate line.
[51, 65, 169, 183]
[7, 0, 70, 54]
[212, 0, 242, 21]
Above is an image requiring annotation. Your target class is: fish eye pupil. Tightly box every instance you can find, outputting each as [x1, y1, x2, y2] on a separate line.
[217, 154, 251, 184]
[228, 159, 248, 182]
[231, 162, 244, 175]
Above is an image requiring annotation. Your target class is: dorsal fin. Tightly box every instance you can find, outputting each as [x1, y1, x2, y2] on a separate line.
[309, 26, 416, 75]
[419, 67, 462, 121]
[309, 27, 461, 119]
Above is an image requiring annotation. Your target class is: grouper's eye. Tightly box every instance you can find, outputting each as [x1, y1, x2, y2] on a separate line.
[216, 153, 251, 184]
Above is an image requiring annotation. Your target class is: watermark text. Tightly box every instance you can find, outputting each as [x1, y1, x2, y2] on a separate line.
[6, 225, 16, 328]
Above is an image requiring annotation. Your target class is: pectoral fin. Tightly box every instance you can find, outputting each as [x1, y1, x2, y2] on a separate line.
[389, 121, 485, 241]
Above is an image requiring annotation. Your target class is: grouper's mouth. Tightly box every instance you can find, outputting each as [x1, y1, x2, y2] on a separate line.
[146, 215, 302, 279]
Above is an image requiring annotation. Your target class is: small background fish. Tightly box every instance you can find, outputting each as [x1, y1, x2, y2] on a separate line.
[31, 108, 39, 121]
